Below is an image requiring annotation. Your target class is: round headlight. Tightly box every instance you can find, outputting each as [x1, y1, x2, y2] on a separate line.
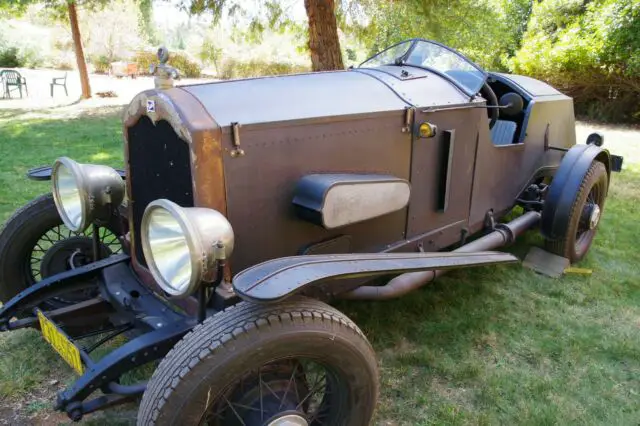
[52, 157, 125, 232]
[54, 160, 84, 231]
[141, 199, 234, 298]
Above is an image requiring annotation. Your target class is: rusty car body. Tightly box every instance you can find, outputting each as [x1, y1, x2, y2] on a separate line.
[0, 39, 623, 425]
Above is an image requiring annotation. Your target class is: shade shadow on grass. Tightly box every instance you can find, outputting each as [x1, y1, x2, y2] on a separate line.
[0, 109, 124, 221]
[338, 169, 640, 425]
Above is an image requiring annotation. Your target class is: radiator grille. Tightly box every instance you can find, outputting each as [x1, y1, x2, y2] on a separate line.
[127, 116, 194, 266]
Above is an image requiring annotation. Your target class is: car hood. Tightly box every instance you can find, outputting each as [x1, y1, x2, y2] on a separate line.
[178, 68, 469, 126]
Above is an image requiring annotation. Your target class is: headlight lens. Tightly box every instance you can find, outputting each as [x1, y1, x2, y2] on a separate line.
[141, 199, 234, 298]
[54, 162, 84, 230]
[145, 207, 193, 295]
[51, 157, 125, 232]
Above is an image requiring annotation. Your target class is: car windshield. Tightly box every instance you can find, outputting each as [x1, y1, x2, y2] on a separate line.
[359, 40, 413, 68]
[359, 39, 487, 95]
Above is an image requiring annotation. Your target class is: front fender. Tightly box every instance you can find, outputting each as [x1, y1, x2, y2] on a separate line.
[232, 251, 518, 303]
[541, 144, 611, 240]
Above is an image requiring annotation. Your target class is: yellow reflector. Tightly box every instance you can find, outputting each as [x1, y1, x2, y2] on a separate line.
[419, 122, 437, 138]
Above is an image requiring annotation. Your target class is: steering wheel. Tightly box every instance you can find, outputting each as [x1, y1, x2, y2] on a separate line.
[480, 82, 499, 129]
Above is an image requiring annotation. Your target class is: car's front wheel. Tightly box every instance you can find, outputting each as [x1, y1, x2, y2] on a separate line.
[138, 297, 379, 426]
[0, 193, 124, 304]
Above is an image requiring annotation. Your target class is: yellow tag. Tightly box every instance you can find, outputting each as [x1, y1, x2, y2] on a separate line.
[564, 267, 593, 275]
[37, 310, 84, 375]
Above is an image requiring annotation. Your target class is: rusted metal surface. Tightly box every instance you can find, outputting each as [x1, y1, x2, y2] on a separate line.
[120, 54, 575, 296]
[221, 111, 412, 272]
[122, 87, 228, 311]
[234, 251, 518, 303]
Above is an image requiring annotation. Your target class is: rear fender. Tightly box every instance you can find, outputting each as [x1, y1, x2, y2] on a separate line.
[541, 144, 610, 240]
[233, 251, 518, 303]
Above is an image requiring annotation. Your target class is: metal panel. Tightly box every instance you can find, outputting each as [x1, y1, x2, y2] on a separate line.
[222, 112, 412, 273]
[354, 67, 469, 107]
[406, 107, 480, 243]
[181, 71, 410, 126]
[491, 73, 564, 97]
[469, 97, 574, 230]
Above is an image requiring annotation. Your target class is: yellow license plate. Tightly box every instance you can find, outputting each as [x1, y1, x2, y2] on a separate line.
[37, 310, 84, 375]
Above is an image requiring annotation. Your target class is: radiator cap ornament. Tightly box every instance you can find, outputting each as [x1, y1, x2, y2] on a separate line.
[150, 46, 176, 90]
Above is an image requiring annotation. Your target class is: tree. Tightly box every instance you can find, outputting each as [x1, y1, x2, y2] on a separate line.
[0, 0, 112, 99]
[184, 0, 345, 71]
[511, 0, 640, 122]
[304, 0, 343, 70]
[68, 1, 91, 98]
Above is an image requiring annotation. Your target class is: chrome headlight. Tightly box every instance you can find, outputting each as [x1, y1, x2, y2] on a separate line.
[52, 157, 125, 232]
[141, 199, 234, 298]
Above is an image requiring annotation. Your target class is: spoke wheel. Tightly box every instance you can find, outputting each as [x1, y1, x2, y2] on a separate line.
[203, 358, 338, 426]
[138, 298, 379, 426]
[30, 225, 121, 283]
[0, 193, 124, 304]
[546, 161, 608, 263]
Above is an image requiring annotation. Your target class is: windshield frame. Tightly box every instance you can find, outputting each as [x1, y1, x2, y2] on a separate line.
[358, 38, 488, 97]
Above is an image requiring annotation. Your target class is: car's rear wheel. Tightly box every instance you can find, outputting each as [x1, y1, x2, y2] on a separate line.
[138, 298, 379, 426]
[545, 161, 608, 263]
[0, 193, 123, 304]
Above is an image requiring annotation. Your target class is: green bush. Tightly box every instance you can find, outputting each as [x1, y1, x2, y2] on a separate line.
[134, 51, 157, 75]
[511, 0, 640, 123]
[0, 47, 21, 67]
[169, 52, 201, 78]
[134, 51, 201, 78]
[219, 58, 309, 80]
[92, 55, 112, 74]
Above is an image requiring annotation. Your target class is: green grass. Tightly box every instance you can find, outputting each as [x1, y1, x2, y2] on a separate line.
[0, 108, 639, 425]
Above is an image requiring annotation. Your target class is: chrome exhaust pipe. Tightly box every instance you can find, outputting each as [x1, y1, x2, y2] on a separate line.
[339, 211, 541, 300]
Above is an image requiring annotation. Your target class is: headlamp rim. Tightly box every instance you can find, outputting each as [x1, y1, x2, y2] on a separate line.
[52, 157, 89, 232]
[141, 199, 204, 298]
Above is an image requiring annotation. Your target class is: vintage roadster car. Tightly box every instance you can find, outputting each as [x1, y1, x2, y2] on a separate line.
[0, 39, 623, 425]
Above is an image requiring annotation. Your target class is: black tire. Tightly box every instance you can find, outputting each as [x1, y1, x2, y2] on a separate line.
[138, 298, 379, 426]
[0, 193, 123, 303]
[545, 161, 608, 263]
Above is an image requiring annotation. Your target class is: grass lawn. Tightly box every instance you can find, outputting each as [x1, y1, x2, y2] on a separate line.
[0, 107, 639, 425]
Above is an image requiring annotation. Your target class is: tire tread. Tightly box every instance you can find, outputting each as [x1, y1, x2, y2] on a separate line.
[138, 298, 375, 425]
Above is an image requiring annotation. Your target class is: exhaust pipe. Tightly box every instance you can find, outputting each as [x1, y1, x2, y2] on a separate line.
[339, 211, 541, 300]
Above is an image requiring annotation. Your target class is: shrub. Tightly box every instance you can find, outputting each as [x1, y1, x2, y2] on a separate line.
[0, 47, 21, 67]
[169, 52, 201, 78]
[93, 55, 112, 74]
[134, 51, 201, 78]
[219, 58, 310, 80]
[134, 51, 157, 75]
[510, 0, 640, 123]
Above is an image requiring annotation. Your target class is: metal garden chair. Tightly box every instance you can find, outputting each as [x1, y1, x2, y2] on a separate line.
[51, 72, 68, 97]
[0, 70, 28, 99]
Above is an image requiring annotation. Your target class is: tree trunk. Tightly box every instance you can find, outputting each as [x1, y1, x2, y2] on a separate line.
[304, 0, 344, 71]
[68, 1, 91, 99]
